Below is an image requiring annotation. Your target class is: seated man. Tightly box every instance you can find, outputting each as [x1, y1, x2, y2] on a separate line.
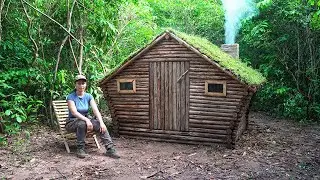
[65, 74, 120, 159]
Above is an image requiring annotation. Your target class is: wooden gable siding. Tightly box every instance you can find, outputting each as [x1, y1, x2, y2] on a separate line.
[103, 60, 150, 132]
[189, 58, 248, 144]
[103, 37, 248, 146]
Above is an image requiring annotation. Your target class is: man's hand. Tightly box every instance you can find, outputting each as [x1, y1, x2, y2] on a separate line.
[86, 120, 93, 132]
[100, 122, 107, 133]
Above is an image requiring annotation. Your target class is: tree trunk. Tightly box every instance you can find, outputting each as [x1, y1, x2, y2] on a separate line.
[0, 0, 5, 42]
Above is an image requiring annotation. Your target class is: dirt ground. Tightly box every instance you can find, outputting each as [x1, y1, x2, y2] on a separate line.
[0, 112, 319, 180]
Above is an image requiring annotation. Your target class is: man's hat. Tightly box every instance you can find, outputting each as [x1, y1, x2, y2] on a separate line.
[75, 74, 87, 82]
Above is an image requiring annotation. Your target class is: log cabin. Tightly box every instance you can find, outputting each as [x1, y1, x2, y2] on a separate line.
[99, 30, 265, 148]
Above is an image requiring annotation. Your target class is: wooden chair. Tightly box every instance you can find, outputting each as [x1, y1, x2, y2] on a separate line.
[52, 100, 101, 153]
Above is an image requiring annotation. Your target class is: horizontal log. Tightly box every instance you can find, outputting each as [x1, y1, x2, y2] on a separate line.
[121, 67, 149, 71]
[189, 123, 230, 130]
[145, 50, 195, 55]
[189, 72, 232, 77]
[118, 119, 149, 124]
[188, 127, 229, 135]
[153, 44, 185, 48]
[190, 90, 247, 95]
[189, 106, 237, 113]
[107, 79, 149, 84]
[114, 74, 149, 78]
[189, 68, 225, 73]
[108, 97, 149, 102]
[141, 53, 200, 59]
[119, 130, 226, 143]
[117, 115, 149, 120]
[190, 95, 242, 102]
[118, 127, 228, 139]
[189, 119, 231, 126]
[110, 101, 149, 105]
[125, 63, 149, 67]
[108, 94, 149, 98]
[190, 99, 241, 106]
[190, 63, 220, 67]
[189, 115, 234, 121]
[149, 47, 189, 51]
[110, 78, 149, 82]
[157, 40, 179, 45]
[190, 61, 212, 65]
[114, 107, 149, 111]
[118, 71, 149, 76]
[115, 111, 149, 116]
[191, 102, 237, 109]
[120, 135, 226, 146]
[139, 58, 192, 62]
[106, 91, 149, 95]
[190, 92, 247, 97]
[114, 104, 149, 108]
[119, 123, 150, 128]
[189, 75, 236, 80]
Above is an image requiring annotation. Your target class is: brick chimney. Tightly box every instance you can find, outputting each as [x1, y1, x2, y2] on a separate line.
[221, 44, 239, 59]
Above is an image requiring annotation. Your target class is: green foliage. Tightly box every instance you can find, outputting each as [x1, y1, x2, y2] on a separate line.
[240, 0, 320, 121]
[0, 80, 43, 135]
[146, 0, 224, 44]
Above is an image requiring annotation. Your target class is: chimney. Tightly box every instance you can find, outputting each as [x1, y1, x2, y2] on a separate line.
[221, 44, 239, 59]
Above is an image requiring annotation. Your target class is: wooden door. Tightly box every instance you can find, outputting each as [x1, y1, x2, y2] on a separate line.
[149, 61, 189, 131]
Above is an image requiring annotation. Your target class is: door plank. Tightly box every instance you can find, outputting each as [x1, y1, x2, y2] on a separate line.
[160, 61, 165, 130]
[153, 62, 158, 129]
[181, 61, 186, 131]
[176, 62, 181, 131]
[172, 62, 177, 130]
[149, 62, 154, 129]
[185, 61, 190, 131]
[168, 62, 173, 130]
[157, 62, 161, 129]
[165, 62, 170, 130]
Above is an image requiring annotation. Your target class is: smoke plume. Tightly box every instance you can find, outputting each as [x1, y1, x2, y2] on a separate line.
[222, 0, 258, 44]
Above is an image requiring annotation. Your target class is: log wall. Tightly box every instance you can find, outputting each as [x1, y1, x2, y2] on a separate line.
[101, 36, 250, 146]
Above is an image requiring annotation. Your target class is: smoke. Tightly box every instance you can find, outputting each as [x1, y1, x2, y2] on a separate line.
[222, 0, 258, 44]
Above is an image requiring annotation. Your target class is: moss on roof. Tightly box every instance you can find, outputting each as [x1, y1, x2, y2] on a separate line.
[169, 29, 266, 85]
[100, 29, 266, 86]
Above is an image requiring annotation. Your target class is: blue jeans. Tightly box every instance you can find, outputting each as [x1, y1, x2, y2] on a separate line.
[65, 118, 114, 150]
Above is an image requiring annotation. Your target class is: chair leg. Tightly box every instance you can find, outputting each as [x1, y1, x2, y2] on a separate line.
[93, 134, 101, 149]
[63, 139, 70, 153]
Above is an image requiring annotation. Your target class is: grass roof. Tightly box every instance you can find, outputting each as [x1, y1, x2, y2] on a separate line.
[169, 29, 266, 85]
[100, 29, 266, 86]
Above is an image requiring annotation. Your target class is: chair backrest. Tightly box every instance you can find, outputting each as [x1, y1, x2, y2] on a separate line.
[52, 100, 69, 133]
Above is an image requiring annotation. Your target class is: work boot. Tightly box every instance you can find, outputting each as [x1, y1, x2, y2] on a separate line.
[105, 147, 120, 159]
[76, 148, 88, 158]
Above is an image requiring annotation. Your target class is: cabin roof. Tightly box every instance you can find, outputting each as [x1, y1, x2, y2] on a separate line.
[99, 29, 266, 86]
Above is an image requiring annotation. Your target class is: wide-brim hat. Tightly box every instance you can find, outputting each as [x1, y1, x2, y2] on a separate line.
[75, 74, 87, 82]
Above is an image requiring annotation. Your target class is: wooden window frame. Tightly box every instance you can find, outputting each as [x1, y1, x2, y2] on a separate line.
[205, 80, 226, 97]
[117, 79, 136, 93]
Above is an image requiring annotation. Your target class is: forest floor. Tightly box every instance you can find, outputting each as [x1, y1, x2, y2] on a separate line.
[0, 112, 319, 180]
